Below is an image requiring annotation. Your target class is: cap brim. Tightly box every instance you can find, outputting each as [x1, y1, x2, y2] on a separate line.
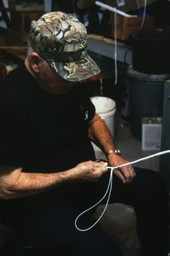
[49, 52, 101, 82]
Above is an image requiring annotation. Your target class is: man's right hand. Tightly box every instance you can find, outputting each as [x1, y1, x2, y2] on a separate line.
[73, 161, 108, 182]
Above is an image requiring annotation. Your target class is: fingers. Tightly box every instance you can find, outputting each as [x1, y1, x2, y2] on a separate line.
[75, 161, 109, 182]
[94, 161, 135, 183]
[94, 161, 108, 168]
[107, 154, 136, 184]
[93, 161, 108, 176]
[114, 169, 126, 183]
[114, 165, 136, 183]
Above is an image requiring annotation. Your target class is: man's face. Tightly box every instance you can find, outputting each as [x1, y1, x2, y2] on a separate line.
[37, 61, 75, 95]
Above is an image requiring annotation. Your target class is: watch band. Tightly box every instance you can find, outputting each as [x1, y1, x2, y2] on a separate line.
[106, 148, 121, 156]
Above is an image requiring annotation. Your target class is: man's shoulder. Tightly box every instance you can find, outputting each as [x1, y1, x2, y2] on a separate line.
[1, 64, 35, 100]
[4, 63, 28, 83]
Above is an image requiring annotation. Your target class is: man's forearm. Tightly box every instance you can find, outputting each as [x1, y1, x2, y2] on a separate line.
[88, 114, 116, 155]
[0, 166, 77, 199]
[0, 160, 109, 199]
[89, 114, 136, 183]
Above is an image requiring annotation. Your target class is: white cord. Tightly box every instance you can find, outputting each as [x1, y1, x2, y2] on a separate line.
[75, 169, 113, 232]
[140, 0, 147, 29]
[75, 150, 170, 232]
[114, 10, 118, 85]
[95, 1, 135, 17]
[108, 150, 170, 171]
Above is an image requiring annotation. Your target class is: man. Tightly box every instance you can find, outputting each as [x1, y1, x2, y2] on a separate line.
[0, 12, 169, 256]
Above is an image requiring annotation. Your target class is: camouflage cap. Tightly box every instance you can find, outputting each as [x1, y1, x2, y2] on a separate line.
[29, 11, 101, 82]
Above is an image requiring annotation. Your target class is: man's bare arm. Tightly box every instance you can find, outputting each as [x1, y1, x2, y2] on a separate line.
[88, 113, 116, 153]
[88, 113, 136, 183]
[0, 161, 108, 200]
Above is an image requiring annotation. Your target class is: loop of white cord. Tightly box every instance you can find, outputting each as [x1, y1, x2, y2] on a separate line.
[75, 150, 170, 232]
[75, 168, 114, 232]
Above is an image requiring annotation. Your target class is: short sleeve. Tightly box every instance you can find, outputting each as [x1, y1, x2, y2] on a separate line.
[78, 96, 96, 123]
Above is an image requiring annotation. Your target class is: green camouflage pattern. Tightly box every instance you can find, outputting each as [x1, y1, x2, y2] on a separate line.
[29, 11, 100, 81]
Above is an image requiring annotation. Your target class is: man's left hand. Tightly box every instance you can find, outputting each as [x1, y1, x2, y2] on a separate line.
[108, 154, 136, 183]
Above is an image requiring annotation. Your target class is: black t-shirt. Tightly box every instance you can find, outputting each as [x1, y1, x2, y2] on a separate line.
[0, 64, 96, 172]
[0, 64, 96, 226]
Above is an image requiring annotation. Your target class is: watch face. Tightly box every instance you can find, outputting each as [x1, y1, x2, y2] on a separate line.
[115, 149, 121, 155]
[107, 149, 121, 156]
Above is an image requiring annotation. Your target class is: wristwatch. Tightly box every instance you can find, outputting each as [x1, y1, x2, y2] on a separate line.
[106, 148, 121, 156]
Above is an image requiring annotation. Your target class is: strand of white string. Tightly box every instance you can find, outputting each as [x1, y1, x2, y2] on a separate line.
[75, 168, 113, 232]
[140, 0, 147, 29]
[75, 150, 170, 232]
[114, 9, 118, 85]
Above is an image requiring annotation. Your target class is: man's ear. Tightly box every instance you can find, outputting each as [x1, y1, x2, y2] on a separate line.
[29, 52, 42, 73]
